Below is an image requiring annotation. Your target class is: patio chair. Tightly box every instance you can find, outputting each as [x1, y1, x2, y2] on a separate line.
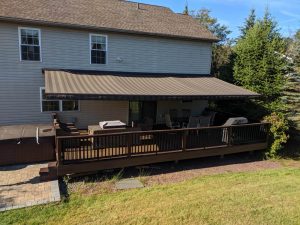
[209, 111, 216, 126]
[182, 109, 191, 119]
[165, 114, 180, 129]
[198, 115, 212, 127]
[185, 116, 200, 128]
[140, 117, 154, 131]
[169, 109, 178, 120]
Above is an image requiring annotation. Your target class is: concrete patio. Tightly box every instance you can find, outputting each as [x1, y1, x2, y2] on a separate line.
[0, 163, 60, 212]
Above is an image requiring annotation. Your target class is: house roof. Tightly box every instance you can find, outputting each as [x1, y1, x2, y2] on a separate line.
[0, 0, 218, 41]
[44, 69, 259, 100]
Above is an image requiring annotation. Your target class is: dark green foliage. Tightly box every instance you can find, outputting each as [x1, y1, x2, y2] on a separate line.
[239, 8, 256, 39]
[294, 29, 300, 67]
[183, 2, 189, 15]
[288, 30, 300, 69]
[233, 9, 290, 157]
[213, 100, 269, 121]
[211, 45, 235, 82]
[264, 113, 289, 158]
[234, 10, 287, 105]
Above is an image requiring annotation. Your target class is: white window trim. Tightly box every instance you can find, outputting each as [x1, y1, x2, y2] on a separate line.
[18, 27, 42, 62]
[40, 87, 60, 112]
[40, 87, 80, 112]
[89, 33, 108, 65]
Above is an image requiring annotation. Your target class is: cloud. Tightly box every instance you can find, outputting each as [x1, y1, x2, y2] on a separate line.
[281, 10, 300, 19]
[218, 19, 230, 26]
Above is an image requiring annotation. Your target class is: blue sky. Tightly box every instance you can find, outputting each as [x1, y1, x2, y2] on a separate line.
[136, 0, 300, 38]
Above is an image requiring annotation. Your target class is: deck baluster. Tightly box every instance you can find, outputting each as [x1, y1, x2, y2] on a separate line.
[56, 138, 62, 166]
[127, 133, 132, 157]
[55, 123, 270, 169]
[182, 130, 187, 151]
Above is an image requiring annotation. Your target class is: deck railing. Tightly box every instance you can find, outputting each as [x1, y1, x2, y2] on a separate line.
[55, 123, 270, 165]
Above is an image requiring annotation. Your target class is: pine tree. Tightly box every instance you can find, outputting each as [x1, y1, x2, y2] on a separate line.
[293, 30, 300, 69]
[183, 1, 189, 15]
[234, 10, 287, 109]
[239, 9, 256, 38]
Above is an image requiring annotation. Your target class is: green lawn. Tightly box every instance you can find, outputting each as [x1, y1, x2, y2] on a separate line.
[1, 167, 300, 225]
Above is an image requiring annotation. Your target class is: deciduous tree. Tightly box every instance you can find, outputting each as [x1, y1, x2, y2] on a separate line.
[191, 8, 233, 81]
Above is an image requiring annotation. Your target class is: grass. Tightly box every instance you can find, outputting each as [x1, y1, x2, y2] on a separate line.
[1, 166, 300, 225]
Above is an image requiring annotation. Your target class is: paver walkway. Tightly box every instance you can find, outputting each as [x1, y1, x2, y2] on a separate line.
[115, 178, 144, 190]
[0, 163, 60, 212]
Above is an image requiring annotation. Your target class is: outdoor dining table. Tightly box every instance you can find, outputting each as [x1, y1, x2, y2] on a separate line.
[173, 117, 189, 128]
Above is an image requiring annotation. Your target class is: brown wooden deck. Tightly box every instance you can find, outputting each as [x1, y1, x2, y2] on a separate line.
[53, 123, 270, 176]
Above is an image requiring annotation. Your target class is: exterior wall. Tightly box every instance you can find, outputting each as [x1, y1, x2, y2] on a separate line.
[156, 100, 208, 124]
[0, 21, 212, 126]
[58, 100, 129, 129]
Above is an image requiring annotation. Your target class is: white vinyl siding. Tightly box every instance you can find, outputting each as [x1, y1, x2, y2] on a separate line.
[0, 22, 212, 127]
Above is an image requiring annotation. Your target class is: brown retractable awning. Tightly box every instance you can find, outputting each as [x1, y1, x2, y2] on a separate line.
[44, 69, 259, 100]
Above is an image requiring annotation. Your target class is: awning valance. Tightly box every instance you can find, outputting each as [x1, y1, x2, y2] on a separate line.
[44, 69, 259, 100]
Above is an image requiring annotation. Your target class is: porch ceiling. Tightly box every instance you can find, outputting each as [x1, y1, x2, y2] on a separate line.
[43, 69, 259, 100]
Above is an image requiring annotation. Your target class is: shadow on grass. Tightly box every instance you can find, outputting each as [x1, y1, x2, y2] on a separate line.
[280, 130, 300, 159]
[66, 151, 266, 185]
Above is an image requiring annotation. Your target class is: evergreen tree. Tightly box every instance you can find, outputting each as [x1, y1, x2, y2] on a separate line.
[183, 1, 189, 15]
[292, 30, 300, 69]
[239, 9, 256, 38]
[234, 10, 287, 109]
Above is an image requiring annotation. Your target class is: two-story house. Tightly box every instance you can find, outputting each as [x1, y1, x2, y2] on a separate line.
[0, 0, 258, 129]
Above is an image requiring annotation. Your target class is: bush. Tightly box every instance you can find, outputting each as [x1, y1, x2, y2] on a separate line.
[264, 112, 289, 158]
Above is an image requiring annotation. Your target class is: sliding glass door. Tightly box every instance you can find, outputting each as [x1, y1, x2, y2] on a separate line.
[129, 101, 157, 125]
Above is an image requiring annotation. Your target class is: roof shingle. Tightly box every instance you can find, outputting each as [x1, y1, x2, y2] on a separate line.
[0, 0, 218, 41]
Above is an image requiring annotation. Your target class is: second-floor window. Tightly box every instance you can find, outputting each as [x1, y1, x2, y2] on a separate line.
[19, 28, 41, 61]
[90, 34, 107, 64]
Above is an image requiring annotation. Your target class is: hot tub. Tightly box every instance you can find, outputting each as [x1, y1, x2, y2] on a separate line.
[0, 124, 55, 166]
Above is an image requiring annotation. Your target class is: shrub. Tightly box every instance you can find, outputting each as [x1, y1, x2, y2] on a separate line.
[264, 112, 289, 158]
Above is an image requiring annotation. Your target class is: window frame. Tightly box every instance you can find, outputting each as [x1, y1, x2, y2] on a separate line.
[89, 33, 108, 65]
[18, 27, 42, 62]
[40, 87, 80, 112]
[61, 99, 80, 112]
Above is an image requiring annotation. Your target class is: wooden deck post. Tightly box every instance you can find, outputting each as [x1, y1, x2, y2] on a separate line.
[266, 123, 271, 146]
[54, 123, 271, 176]
[228, 126, 233, 146]
[127, 133, 132, 157]
[182, 130, 187, 151]
[56, 138, 62, 166]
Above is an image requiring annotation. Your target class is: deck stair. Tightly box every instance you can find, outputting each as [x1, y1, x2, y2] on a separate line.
[39, 162, 58, 181]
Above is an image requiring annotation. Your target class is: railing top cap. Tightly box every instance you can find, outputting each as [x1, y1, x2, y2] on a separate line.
[56, 123, 269, 140]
